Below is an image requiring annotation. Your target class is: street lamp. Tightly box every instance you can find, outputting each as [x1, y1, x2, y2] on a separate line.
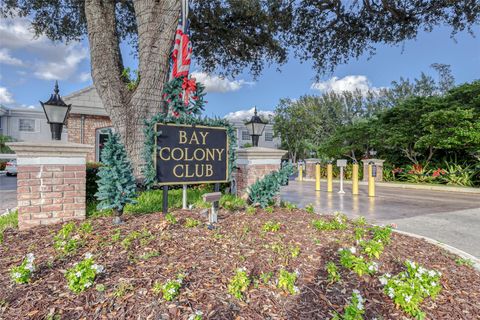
[40, 81, 71, 140]
[369, 149, 377, 158]
[245, 107, 267, 147]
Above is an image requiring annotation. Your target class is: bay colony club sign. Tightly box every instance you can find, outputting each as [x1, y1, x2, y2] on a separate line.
[155, 123, 229, 185]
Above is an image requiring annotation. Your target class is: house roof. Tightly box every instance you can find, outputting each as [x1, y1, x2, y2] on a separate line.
[63, 86, 108, 116]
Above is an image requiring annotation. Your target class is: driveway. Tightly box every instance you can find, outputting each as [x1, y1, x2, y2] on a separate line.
[280, 180, 480, 258]
[0, 174, 17, 214]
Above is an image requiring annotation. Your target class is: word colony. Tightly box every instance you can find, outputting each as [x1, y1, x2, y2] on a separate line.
[155, 124, 228, 184]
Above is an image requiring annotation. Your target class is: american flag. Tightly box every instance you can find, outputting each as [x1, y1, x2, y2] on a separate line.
[170, 20, 192, 79]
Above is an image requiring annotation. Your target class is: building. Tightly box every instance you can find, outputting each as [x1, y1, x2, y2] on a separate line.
[0, 105, 68, 143]
[63, 86, 281, 163]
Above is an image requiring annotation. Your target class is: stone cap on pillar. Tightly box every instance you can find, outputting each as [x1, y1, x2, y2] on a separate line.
[7, 141, 93, 164]
[305, 158, 320, 163]
[235, 147, 288, 165]
[361, 158, 385, 165]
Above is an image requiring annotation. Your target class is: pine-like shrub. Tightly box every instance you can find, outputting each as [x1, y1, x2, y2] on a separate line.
[248, 164, 294, 208]
[95, 132, 137, 224]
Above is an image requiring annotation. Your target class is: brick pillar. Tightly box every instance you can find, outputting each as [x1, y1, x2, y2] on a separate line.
[233, 147, 288, 198]
[7, 142, 93, 230]
[304, 158, 320, 180]
[361, 159, 385, 182]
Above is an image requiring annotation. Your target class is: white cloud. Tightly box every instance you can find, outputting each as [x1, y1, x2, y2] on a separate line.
[224, 107, 274, 123]
[0, 48, 24, 66]
[0, 87, 14, 104]
[78, 72, 91, 82]
[0, 16, 88, 81]
[191, 72, 254, 93]
[311, 75, 381, 94]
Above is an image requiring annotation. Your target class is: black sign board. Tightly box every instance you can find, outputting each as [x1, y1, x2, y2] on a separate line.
[155, 123, 229, 185]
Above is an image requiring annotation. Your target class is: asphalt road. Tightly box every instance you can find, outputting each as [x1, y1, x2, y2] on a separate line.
[281, 180, 480, 258]
[0, 174, 17, 214]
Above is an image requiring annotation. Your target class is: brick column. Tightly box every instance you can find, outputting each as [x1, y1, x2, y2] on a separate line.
[361, 159, 386, 182]
[7, 142, 93, 230]
[304, 158, 320, 180]
[233, 147, 288, 198]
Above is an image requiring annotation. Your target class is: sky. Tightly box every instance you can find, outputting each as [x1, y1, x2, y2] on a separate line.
[0, 14, 479, 120]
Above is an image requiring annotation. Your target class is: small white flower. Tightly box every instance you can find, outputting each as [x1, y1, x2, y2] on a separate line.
[25, 263, 35, 272]
[176, 278, 183, 284]
[352, 289, 360, 295]
[388, 287, 395, 298]
[293, 285, 300, 294]
[385, 273, 391, 278]
[168, 287, 176, 294]
[349, 247, 357, 254]
[91, 264, 105, 273]
[75, 271, 82, 277]
[404, 295, 412, 303]
[26, 253, 35, 262]
[84, 281, 92, 288]
[294, 269, 301, 277]
[237, 267, 247, 273]
[430, 281, 437, 287]
[368, 262, 379, 272]
[417, 267, 426, 275]
[13, 272, 21, 279]
[84, 252, 93, 259]
[379, 276, 388, 285]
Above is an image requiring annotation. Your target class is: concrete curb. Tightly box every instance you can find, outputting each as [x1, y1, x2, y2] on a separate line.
[296, 178, 480, 194]
[392, 229, 480, 272]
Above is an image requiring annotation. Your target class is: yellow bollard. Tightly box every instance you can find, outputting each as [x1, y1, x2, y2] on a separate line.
[315, 163, 321, 191]
[352, 163, 359, 195]
[368, 163, 375, 197]
[327, 163, 333, 192]
[299, 164, 303, 181]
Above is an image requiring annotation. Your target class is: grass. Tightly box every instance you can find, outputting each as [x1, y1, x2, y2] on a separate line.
[87, 187, 211, 217]
[0, 210, 18, 243]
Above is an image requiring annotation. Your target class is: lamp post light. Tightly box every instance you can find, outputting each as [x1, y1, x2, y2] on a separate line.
[245, 107, 267, 147]
[369, 149, 377, 158]
[40, 81, 71, 141]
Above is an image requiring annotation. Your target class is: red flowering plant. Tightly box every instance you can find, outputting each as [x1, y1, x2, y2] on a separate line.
[432, 168, 447, 178]
[162, 75, 206, 118]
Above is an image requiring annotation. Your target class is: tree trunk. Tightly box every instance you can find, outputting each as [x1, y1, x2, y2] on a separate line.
[84, 0, 180, 181]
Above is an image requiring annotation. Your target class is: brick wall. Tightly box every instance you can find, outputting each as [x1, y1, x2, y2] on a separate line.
[17, 164, 86, 230]
[67, 114, 111, 162]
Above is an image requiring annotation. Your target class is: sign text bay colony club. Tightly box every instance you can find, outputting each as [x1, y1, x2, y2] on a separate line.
[155, 124, 229, 185]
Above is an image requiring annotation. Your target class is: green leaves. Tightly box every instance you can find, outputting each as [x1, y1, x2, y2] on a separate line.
[248, 164, 294, 208]
[228, 268, 251, 300]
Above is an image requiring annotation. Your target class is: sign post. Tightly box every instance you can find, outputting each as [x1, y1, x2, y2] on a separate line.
[155, 123, 229, 214]
[336, 159, 347, 194]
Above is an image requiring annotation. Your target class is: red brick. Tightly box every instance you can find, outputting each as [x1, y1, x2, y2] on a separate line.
[52, 210, 75, 218]
[64, 178, 84, 184]
[19, 206, 40, 214]
[41, 178, 64, 185]
[18, 166, 41, 173]
[18, 179, 41, 187]
[31, 198, 53, 206]
[38, 172, 53, 178]
[63, 203, 85, 210]
[54, 172, 75, 178]
[74, 197, 86, 204]
[42, 192, 63, 199]
[40, 218, 62, 225]
[65, 165, 86, 171]
[31, 185, 52, 192]
[43, 165, 64, 172]
[18, 192, 40, 200]
[17, 172, 30, 179]
[41, 204, 63, 212]
[53, 197, 74, 204]
[33, 212, 53, 219]
[17, 186, 31, 193]
[52, 185, 75, 192]
[74, 171, 86, 178]
[17, 200, 31, 206]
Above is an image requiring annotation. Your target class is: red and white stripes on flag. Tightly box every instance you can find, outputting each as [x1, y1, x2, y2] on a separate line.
[170, 21, 192, 79]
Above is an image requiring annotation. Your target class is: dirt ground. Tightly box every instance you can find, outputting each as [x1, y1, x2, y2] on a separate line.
[1, 208, 479, 319]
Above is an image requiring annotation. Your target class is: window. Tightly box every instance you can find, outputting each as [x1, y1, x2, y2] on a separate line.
[242, 130, 250, 141]
[19, 119, 36, 132]
[265, 131, 274, 142]
[96, 127, 113, 162]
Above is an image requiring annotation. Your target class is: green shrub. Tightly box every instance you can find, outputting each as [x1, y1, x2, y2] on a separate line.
[228, 267, 251, 299]
[339, 247, 378, 276]
[0, 210, 18, 243]
[305, 203, 315, 214]
[10, 253, 35, 284]
[380, 260, 442, 319]
[277, 269, 299, 295]
[184, 218, 200, 228]
[246, 206, 256, 215]
[262, 221, 281, 232]
[54, 222, 83, 256]
[248, 164, 294, 208]
[219, 194, 246, 211]
[312, 217, 347, 231]
[326, 261, 340, 283]
[370, 225, 392, 244]
[65, 253, 104, 293]
[157, 273, 185, 301]
[332, 290, 365, 320]
[360, 240, 384, 259]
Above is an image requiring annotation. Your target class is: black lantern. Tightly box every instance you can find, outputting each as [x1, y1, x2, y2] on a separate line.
[369, 149, 377, 158]
[40, 81, 71, 140]
[245, 107, 267, 147]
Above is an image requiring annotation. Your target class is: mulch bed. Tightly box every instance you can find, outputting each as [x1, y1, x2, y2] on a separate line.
[1, 208, 479, 320]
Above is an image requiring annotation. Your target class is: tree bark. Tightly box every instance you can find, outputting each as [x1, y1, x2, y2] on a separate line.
[84, 0, 180, 181]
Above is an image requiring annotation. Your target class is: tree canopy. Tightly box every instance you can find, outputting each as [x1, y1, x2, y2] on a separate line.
[2, 0, 478, 76]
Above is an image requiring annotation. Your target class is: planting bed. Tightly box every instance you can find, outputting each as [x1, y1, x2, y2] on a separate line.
[1, 208, 479, 319]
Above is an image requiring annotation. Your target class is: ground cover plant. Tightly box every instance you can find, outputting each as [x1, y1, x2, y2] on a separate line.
[0, 207, 479, 319]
